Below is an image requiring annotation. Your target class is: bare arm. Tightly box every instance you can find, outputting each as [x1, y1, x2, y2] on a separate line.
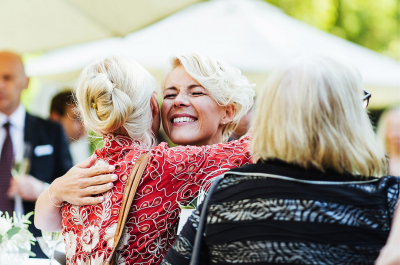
[376, 201, 400, 265]
[34, 155, 117, 231]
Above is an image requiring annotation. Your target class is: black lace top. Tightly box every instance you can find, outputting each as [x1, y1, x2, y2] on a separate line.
[162, 160, 400, 265]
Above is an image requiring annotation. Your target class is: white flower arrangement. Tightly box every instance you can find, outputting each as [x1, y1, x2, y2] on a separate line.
[0, 211, 36, 258]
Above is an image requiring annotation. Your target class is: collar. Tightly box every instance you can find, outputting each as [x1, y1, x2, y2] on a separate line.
[100, 133, 149, 155]
[0, 104, 26, 130]
[229, 158, 377, 182]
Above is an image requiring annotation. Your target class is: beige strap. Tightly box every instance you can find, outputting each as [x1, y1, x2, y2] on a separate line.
[105, 153, 149, 265]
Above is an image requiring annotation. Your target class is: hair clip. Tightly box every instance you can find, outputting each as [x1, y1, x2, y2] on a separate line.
[91, 102, 97, 110]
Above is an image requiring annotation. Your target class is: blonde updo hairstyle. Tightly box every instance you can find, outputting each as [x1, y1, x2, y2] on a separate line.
[252, 55, 387, 177]
[163, 53, 255, 142]
[76, 56, 157, 147]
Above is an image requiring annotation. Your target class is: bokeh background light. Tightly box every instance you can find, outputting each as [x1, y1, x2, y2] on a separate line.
[0, 0, 398, 125]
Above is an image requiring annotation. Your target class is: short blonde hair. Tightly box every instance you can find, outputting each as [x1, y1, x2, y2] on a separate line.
[377, 106, 400, 153]
[163, 53, 255, 142]
[76, 56, 157, 147]
[252, 55, 387, 177]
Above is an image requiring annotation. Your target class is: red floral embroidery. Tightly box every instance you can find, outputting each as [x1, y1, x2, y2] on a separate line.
[62, 134, 251, 264]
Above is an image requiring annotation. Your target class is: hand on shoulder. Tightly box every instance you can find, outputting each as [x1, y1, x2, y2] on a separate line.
[49, 154, 118, 206]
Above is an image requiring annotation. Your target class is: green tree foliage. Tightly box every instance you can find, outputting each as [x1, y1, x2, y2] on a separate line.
[264, 0, 400, 60]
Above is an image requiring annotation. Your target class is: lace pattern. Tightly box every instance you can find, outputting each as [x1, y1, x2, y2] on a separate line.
[61, 134, 251, 264]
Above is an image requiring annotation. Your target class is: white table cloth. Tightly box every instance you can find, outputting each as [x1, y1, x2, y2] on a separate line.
[23, 258, 61, 265]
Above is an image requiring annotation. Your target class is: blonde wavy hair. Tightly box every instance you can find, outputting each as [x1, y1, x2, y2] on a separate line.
[162, 53, 255, 142]
[252, 55, 387, 177]
[75, 56, 157, 147]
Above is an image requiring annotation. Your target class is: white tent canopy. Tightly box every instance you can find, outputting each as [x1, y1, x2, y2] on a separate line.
[0, 0, 201, 53]
[26, 0, 400, 90]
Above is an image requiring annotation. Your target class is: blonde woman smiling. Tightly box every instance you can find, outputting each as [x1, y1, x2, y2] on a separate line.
[161, 54, 254, 146]
[35, 55, 254, 265]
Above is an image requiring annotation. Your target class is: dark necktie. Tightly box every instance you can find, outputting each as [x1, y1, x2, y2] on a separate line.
[0, 122, 14, 214]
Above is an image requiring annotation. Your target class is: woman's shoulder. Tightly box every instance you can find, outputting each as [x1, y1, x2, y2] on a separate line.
[151, 135, 251, 157]
[148, 142, 211, 165]
[212, 162, 400, 207]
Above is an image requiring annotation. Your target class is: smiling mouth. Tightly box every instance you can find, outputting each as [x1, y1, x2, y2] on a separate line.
[172, 117, 197, 123]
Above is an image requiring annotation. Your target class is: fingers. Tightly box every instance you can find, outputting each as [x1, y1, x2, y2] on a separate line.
[83, 165, 115, 179]
[88, 174, 118, 186]
[68, 164, 115, 188]
[76, 154, 97, 168]
[75, 195, 105, 206]
[55, 157, 118, 206]
[83, 182, 114, 197]
[70, 183, 112, 205]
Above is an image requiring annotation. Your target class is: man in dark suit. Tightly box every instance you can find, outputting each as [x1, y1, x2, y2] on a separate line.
[0, 51, 72, 258]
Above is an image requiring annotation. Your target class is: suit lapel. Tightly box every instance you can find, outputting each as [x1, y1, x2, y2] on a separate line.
[24, 112, 35, 143]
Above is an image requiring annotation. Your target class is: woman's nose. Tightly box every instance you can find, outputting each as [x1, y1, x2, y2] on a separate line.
[173, 93, 190, 107]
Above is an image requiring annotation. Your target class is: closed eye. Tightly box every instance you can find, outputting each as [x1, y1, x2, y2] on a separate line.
[192, 92, 206, 96]
[164, 94, 176, 99]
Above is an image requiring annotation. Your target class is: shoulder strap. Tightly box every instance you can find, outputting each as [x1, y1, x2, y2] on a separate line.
[105, 152, 149, 265]
[190, 174, 224, 265]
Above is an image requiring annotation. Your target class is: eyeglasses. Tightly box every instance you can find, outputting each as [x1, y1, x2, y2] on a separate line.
[363, 89, 371, 108]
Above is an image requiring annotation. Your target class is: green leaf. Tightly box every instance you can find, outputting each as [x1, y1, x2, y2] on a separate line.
[0, 233, 3, 244]
[176, 200, 196, 210]
[6, 227, 21, 239]
[23, 211, 34, 221]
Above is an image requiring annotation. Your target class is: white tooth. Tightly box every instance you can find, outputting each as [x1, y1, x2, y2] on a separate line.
[173, 117, 195, 123]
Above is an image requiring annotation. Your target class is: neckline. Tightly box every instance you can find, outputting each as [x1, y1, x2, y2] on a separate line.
[229, 159, 378, 182]
[102, 133, 149, 150]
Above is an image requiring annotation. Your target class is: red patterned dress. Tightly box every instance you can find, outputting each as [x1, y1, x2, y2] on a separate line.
[61, 134, 251, 265]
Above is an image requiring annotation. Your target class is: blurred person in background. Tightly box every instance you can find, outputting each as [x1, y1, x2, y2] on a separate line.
[0, 51, 72, 258]
[162, 55, 398, 265]
[377, 106, 400, 176]
[228, 104, 254, 141]
[50, 90, 90, 165]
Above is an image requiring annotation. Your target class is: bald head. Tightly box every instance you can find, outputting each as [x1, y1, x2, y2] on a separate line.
[0, 50, 29, 116]
[0, 51, 26, 76]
